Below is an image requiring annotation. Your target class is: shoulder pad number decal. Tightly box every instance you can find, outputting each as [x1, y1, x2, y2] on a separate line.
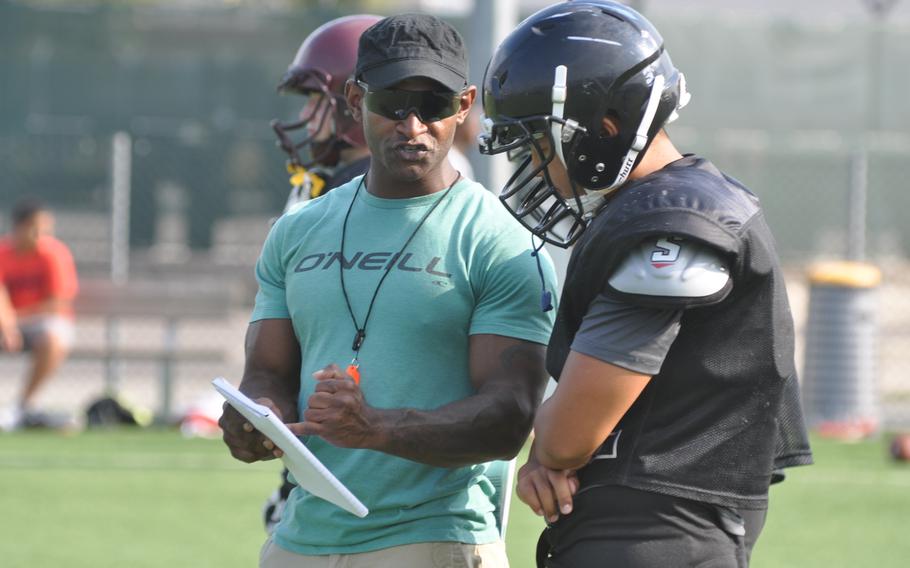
[650, 237, 682, 268]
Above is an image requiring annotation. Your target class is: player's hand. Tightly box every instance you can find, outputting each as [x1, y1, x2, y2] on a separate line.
[287, 363, 378, 449]
[516, 448, 579, 524]
[219, 397, 285, 463]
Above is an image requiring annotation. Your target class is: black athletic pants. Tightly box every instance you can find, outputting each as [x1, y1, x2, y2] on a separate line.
[537, 485, 767, 568]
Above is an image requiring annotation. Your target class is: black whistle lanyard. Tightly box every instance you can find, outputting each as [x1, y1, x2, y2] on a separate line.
[338, 173, 460, 376]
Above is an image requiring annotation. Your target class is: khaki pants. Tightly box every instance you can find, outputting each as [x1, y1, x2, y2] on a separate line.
[259, 538, 509, 568]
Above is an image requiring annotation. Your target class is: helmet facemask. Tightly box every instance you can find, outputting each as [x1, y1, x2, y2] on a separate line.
[481, 114, 590, 247]
[271, 68, 349, 169]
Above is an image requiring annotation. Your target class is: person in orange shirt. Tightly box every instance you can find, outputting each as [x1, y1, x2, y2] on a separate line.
[0, 198, 79, 431]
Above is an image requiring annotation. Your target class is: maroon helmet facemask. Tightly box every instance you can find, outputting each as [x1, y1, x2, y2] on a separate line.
[271, 15, 380, 168]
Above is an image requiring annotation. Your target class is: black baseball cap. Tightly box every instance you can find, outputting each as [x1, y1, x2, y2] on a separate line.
[355, 13, 468, 93]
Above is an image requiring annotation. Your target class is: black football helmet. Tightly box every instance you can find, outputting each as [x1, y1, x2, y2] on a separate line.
[271, 15, 381, 169]
[479, 1, 690, 247]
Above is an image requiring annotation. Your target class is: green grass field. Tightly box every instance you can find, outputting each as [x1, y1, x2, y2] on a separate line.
[1, 429, 907, 567]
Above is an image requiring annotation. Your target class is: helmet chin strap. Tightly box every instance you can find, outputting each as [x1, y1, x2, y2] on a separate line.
[549, 67, 667, 218]
[594, 73, 666, 194]
[550, 65, 570, 168]
[550, 65, 593, 218]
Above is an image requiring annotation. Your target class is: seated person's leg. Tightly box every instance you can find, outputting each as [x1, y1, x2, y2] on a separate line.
[18, 316, 74, 412]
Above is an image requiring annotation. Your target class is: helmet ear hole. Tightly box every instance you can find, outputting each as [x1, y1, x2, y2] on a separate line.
[601, 111, 621, 138]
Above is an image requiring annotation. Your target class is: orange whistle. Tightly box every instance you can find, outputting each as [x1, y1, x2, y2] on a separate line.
[346, 364, 361, 385]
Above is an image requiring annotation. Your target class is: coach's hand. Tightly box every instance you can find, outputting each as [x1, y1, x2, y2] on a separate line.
[219, 397, 286, 463]
[288, 363, 380, 449]
[517, 443, 579, 524]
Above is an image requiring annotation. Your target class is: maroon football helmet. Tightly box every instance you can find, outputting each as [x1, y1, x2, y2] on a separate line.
[271, 15, 380, 168]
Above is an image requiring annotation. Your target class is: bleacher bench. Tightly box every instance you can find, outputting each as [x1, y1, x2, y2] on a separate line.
[73, 278, 243, 420]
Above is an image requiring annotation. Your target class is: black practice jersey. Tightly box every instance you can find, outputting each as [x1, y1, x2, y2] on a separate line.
[548, 155, 813, 509]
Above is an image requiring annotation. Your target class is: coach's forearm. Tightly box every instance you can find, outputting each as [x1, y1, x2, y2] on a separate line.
[367, 389, 535, 468]
[238, 370, 300, 422]
[238, 320, 302, 422]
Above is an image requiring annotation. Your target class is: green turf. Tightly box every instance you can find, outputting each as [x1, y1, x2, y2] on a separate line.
[751, 436, 910, 568]
[0, 429, 278, 568]
[1, 430, 907, 567]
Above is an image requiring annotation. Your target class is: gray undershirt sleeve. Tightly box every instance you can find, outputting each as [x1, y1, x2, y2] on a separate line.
[570, 293, 683, 376]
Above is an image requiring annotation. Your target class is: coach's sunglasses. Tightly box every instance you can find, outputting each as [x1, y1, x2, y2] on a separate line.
[357, 81, 462, 123]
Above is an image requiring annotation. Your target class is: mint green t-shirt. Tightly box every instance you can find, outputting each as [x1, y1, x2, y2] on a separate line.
[251, 176, 557, 555]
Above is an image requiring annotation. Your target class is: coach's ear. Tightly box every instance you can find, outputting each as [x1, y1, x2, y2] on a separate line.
[454, 85, 477, 126]
[345, 80, 365, 124]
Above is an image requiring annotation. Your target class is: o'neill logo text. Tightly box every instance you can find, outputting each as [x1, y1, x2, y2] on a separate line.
[294, 251, 452, 278]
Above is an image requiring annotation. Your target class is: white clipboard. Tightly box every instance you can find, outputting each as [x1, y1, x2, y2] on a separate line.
[212, 377, 369, 518]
